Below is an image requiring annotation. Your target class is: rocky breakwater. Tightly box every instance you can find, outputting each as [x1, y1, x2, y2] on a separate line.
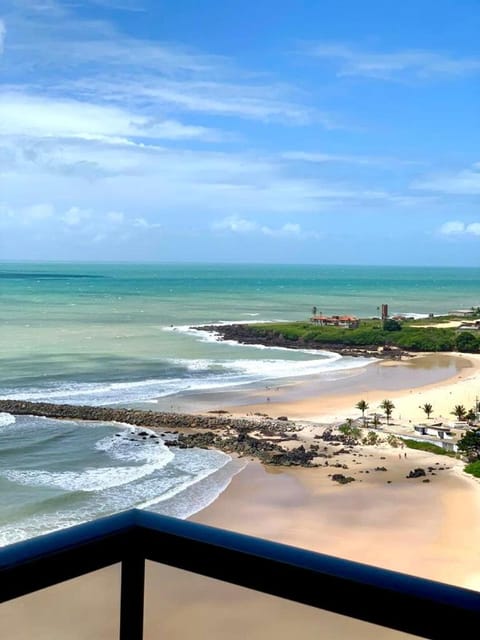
[0, 400, 317, 467]
[193, 324, 408, 359]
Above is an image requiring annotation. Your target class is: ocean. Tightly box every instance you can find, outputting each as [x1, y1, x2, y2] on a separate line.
[1, 262, 479, 544]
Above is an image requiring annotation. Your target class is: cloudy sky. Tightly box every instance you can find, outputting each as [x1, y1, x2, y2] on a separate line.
[0, 0, 478, 264]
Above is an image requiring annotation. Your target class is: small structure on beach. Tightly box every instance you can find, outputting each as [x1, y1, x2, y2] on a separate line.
[414, 424, 454, 440]
[457, 320, 480, 331]
[310, 315, 360, 329]
[449, 309, 475, 317]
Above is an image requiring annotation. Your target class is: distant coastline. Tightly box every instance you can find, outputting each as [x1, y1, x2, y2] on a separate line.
[194, 323, 410, 359]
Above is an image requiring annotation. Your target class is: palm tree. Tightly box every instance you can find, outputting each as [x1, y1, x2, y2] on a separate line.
[380, 399, 395, 425]
[422, 403, 433, 419]
[452, 404, 467, 421]
[356, 399, 369, 425]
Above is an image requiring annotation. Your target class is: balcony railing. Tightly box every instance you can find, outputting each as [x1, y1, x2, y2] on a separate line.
[0, 509, 479, 639]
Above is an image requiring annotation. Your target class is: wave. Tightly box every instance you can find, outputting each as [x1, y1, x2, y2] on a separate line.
[0, 431, 174, 492]
[0, 447, 237, 547]
[1, 355, 373, 405]
[0, 413, 15, 428]
[0, 352, 373, 406]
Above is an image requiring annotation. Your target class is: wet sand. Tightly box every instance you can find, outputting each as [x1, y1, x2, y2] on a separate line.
[3, 451, 480, 639]
[150, 352, 470, 419]
[3, 352, 480, 638]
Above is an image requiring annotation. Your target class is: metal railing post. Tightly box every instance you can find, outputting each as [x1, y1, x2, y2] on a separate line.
[120, 553, 145, 640]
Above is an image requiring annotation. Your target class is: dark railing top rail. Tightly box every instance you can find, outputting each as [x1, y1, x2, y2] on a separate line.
[0, 509, 479, 639]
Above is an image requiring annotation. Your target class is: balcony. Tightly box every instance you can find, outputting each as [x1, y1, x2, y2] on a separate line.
[0, 509, 479, 639]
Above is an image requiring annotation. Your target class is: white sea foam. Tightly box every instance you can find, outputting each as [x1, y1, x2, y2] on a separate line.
[0, 447, 238, 547]
[0, 350, 373, 405]
[1, 433, 174, 492]
[0, 413, 15, 428]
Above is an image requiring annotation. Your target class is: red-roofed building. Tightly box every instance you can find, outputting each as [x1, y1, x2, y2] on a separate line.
[310, 315, 360, 329]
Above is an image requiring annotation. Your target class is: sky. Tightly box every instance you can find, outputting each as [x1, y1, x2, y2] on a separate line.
[0, 0, 479, 265]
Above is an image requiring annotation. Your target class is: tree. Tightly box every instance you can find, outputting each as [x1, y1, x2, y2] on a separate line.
[383, 319, 402, 332]
[372, 414, 381, 428]
[455, 332, 479, 353]
[421, 403, 433, 419]
[356, 399, 369, 425]
[363, 431, 380, 446]
[457, 428, 480, 461]
[380, 399, 395, 425]
[466, 408, 477, 424]
[387, 434, 400, 448]
[452, 404, 467, 421]
[338, 423, 361, 442]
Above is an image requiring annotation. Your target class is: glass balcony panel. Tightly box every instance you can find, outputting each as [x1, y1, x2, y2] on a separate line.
[0, 564, 121, 640]
[144, 561, 424, 640]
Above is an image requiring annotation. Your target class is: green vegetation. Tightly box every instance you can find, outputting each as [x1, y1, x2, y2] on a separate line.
[355, 399, 369, 425]
[383, 318, 402, 331]
[457, 428, 480, 461]
[249, 318, 480, 353]
[363, 431, 381, 446]
[387, 434, 401, 448]
[421, 402, 433, 419]
[338, 423, 361, 441]
[402, 439, 454, 457]
[456, 332, 479, 353]
[380, 399, 395, 425]
[464, 461, 480, 478]
[452, 404, 467, 421]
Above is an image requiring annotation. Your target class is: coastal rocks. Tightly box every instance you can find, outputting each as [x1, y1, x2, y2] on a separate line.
[406, 468, 427, 479]
[331, 474, 355, 484]
[0, 400, 292, 435]
[193, 324, 410, 360]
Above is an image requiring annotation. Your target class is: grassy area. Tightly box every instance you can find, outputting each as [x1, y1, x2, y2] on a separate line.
[249, 319, 480, 353]
[464, 460, 480, 477]
[401, 438, 456, 457]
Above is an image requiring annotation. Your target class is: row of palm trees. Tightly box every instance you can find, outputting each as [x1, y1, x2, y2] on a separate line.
[356, 399, 395, 425]
[355, 399, 476, 424]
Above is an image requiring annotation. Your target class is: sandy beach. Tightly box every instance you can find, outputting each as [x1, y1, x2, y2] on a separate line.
[221, 352, 480, 426]
[2, 351, 480, 638]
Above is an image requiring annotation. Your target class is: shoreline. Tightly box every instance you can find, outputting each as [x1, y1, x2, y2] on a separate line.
[2, 355, 480, 638]
[221, 352, 480, 425]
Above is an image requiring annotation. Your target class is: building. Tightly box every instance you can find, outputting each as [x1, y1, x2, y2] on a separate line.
[413, 424, 454, 440]
[457, 320, 480, 331]
[310, 314, 360, 329]
[449, 309, 475, 317]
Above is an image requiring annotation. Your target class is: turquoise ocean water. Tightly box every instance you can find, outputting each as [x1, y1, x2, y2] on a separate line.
[1, 262, 479, 544]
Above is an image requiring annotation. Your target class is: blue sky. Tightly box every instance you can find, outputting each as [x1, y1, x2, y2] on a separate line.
[0, 0, 479, 265]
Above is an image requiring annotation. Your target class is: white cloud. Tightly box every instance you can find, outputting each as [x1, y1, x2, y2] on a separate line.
[212, 216, 258, 233]
[306, 43, 480, 80]
[0, 93, 219, 142]
[212, 217, 318, 239]
[439, 221, 465, 235]
[261, 223, 301, 237]
[62, 206, 91, 226]
[106, 211, 124, 224]
[282, 151, 422, 167]
[1, 2, 318, 127]
[0, 202, 54, 226]
[414, 163, 480, 195]
[72, 79, 317, 126]
[439, 221, 480, 237]
[133, 217, 161, 230]
[466, 223, 480, 236]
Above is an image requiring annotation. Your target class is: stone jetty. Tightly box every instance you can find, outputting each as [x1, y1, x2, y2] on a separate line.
[0, 400, 317, 467]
